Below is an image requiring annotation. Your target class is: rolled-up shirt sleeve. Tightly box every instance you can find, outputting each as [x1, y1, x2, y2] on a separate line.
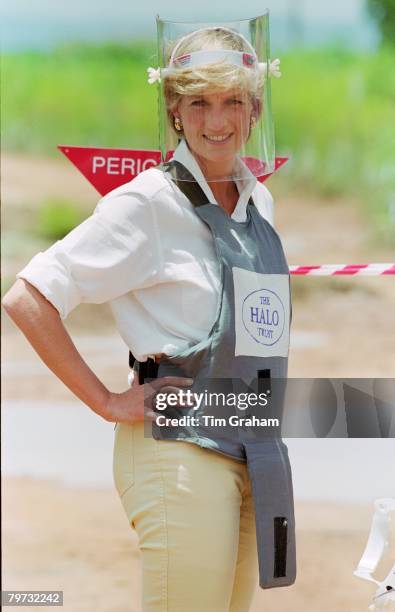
[16, 189, 162, 320]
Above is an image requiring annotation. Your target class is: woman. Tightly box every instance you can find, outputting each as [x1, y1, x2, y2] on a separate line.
[2, 17, 295, 611]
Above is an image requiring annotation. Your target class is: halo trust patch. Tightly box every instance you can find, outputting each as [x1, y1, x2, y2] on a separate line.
[232, 267, 290, 358]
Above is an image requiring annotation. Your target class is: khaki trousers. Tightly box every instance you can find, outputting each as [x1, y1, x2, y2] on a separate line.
[113, 422, 258, 612]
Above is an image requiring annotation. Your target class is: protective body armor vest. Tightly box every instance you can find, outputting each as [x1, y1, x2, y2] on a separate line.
[131, 161, 296, 589]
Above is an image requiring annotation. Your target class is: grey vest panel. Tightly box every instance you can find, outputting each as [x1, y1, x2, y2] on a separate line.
[147, 161, 296, 589]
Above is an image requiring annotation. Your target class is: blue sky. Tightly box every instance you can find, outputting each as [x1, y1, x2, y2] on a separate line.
[1, 0, 378, 51]
[2, 0, 368, 23]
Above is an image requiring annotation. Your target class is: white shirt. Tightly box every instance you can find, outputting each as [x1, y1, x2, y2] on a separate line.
[16, 139, 275, 362]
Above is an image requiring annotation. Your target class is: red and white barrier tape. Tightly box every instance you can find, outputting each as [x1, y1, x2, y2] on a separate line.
[289, 263, 395, 276]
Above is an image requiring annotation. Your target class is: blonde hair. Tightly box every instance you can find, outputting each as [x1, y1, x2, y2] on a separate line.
[163, 27, 264, 133]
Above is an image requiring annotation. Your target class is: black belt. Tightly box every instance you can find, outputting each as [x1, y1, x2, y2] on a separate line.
[129, 352, 159, 385]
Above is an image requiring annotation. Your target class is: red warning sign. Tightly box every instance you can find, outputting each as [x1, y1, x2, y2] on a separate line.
[58, 145, 288, 196]
[58, 146, 161, 196]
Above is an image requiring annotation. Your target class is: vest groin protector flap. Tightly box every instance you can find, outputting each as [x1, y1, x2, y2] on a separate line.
[155, 13, 276, 181]
[244, 439, 297, 588]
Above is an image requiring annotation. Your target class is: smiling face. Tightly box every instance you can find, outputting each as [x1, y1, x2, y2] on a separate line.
[175, 88, 254, 180]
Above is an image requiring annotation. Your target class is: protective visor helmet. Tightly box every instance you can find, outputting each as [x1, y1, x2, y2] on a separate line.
[148, 13, 281, 182]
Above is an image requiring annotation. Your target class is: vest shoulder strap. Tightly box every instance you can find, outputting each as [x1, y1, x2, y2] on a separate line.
[161, 160, 210, 208]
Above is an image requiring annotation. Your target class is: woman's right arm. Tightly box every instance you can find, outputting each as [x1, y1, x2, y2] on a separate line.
[2, 184, 194, 421]
[2, 278, 116, 420]
[2, 279, 193, 423]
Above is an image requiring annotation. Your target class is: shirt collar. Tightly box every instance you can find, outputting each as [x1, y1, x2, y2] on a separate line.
[171, 138, 257, 222]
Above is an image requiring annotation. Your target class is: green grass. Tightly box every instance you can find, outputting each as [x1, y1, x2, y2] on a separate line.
[273, 45, 395, 241]
[2, 41, 395, 242]
[1, 41, 158, 153]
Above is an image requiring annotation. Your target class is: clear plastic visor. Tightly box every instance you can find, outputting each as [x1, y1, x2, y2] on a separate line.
[156, 14, 275, 182]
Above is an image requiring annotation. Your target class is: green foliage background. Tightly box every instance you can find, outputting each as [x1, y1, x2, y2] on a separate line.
[367, 0, 395, 45]
[2, 41, 395, 241]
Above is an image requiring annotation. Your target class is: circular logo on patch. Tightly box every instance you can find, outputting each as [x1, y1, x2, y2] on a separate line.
[242, 288, 285, 346]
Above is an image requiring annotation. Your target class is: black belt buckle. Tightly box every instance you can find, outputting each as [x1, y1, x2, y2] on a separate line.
[138, 357, 159, 385]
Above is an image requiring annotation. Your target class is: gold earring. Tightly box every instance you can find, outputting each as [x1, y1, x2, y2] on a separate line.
[250, 116, 257, 129]
[174, 117, 183, 131]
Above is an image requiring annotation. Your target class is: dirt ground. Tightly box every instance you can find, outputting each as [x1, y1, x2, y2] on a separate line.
[2, 477, 387, 612]
[2, 153, 395, 611]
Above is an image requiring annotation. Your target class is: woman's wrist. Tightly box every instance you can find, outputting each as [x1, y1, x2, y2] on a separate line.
[83, 383, 115, 422]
